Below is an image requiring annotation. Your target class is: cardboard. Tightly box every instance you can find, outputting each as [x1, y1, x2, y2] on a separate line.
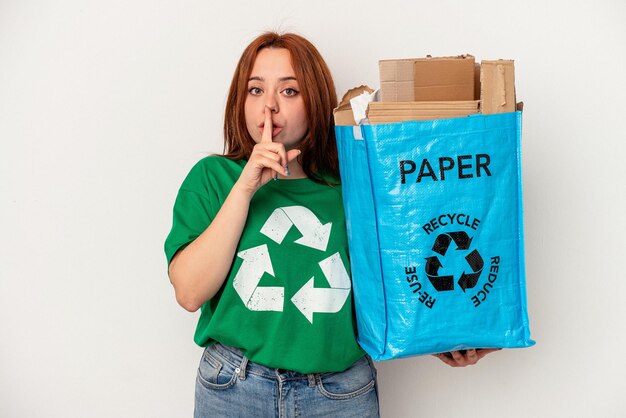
[413, 55, 475, 101]
[379, 59, 417, 102]
[367, 100, 479, 124]
[474, 63, 481, 101]
[333, 85, 374, 126]
[480, 60, 516, 114]
[333, 92, 479, 126]
[335, 56, 518, 126]
[380, 55, 475, 102]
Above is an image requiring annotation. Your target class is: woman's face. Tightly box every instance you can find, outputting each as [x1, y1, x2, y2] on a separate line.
[244, 48, 308, 151]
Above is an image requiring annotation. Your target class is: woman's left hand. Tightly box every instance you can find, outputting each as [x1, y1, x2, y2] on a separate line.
[432, 349, 501, 367]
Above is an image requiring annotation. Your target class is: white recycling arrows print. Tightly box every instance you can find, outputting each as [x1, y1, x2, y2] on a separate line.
[233, 244, 284, 311]
[232, 205, 350, 323]
[291, 252, 351, 324]
[260, 206, 331, 251]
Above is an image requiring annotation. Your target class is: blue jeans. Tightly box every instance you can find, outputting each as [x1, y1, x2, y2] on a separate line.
[194, 343, 380, 418]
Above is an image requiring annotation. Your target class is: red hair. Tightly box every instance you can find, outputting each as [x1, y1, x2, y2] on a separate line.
[223, 32, 339, 182]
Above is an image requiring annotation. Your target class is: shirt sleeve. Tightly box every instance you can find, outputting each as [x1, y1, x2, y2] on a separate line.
[164, 161, 218, 268]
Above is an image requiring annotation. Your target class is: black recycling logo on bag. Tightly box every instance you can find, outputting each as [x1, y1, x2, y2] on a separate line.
[403, 212, 502, 309]
[425, 231, 484, 292]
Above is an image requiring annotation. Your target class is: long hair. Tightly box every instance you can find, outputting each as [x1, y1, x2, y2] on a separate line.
[223, 32, 339, 182]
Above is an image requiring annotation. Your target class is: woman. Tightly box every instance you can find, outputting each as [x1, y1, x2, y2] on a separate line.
[165, 31, 493, 418]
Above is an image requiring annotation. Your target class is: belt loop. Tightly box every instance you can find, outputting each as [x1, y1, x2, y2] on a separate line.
[307, 373, 317, 387]
[239, 355, 248, 380]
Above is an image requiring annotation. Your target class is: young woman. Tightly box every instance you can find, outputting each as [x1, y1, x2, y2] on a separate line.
[165, 31, 495, 418]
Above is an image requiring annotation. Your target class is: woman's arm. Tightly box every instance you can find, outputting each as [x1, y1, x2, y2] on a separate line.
[168, 107, 300, 312]
[168, 181, 252, 312]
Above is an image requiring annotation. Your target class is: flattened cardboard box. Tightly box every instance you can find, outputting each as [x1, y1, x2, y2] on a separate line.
[379, 55, 475, 102]
[413, 55, 475, 101]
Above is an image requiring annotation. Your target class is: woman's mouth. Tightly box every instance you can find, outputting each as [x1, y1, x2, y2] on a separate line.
[260, 124, 283, 138]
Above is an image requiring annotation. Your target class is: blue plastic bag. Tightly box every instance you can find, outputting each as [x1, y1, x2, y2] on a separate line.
[336, 112, 535, 360]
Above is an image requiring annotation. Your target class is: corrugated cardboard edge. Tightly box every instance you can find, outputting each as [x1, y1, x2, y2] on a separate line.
[474, 63, 481, 100]
[380, 54, 475, 63]
[367, 100, 480, 123]
[333, 85, 374, 126]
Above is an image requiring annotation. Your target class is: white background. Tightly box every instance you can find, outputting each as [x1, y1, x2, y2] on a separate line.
[1, 0, 625, 417]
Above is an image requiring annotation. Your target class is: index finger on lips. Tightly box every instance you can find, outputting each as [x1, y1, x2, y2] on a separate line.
[261, 106, 273, 143]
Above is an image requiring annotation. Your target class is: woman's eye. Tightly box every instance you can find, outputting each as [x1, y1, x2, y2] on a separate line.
[248, 87, 262, 96]
[283, 88, 299, 97]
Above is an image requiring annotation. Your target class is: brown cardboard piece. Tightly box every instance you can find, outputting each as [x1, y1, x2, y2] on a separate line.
[480, 60, 515, 114]
[413, 55, 475, 101]
[379, 59, 417, 102]
[333, 85, 374, 126]
[380, 55, 475, 102]
[474, 63, 482, 101]
[367, 100, 479, 124]
[333, 90, 479, 126]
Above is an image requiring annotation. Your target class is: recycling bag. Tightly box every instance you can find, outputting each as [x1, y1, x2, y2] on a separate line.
[336, 112, 535, 360]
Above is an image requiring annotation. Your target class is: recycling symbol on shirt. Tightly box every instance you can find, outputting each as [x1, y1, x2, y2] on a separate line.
[425, 231, 484, 292]
[232, 206, 351, 323]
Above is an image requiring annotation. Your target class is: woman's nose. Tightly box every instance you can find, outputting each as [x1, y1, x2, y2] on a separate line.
[265, 95, 278, 113]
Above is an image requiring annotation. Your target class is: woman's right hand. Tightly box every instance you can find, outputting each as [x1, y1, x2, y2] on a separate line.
[236, 106, 301, 196]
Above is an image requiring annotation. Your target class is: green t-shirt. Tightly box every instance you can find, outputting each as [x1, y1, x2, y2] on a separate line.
[164, 156, 365, 373]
